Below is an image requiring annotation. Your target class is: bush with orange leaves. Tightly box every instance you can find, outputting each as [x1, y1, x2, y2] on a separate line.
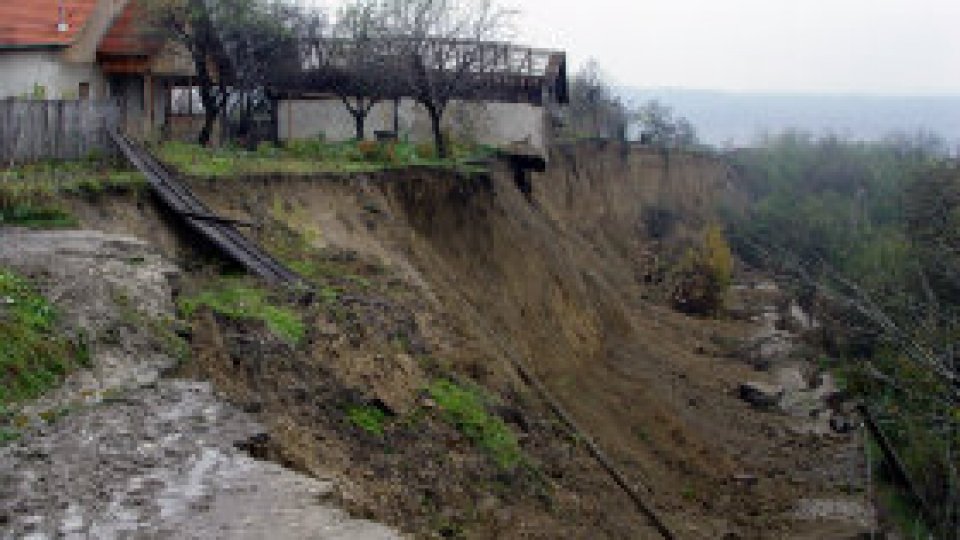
[672, 225, 734, 316]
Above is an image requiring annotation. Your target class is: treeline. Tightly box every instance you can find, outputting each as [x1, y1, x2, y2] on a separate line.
[727, 130, 959, 537]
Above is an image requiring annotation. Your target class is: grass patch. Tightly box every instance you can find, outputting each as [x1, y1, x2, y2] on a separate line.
[178, 279, 305, 344]
[0, 426, 18, 445]
[1, 159, 146, 196]
[0, 268, 80, 405]
[428, 379, 523, 470]
[154, 139, 494, 178]
[347, 404, 389, 436]
[0, 203, 77, 228]
[0, 159, 145, 229]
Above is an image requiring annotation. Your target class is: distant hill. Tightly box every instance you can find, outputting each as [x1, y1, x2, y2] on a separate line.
[621, 88, 960, 149]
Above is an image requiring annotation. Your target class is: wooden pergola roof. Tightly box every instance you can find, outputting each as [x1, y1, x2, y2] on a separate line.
[272, 37, 568, 106]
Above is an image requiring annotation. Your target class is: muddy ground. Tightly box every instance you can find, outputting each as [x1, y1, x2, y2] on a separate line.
[3, 142, 883, 538]
[0, 230, 401, 539]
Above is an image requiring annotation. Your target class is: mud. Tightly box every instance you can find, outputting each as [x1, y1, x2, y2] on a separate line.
[159, 145, 877, 538]
[0, 229, 401, 539]
[2, 142, 886, 538]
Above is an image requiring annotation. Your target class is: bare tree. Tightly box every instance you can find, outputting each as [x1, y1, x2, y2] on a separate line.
[310, 1, 400, 140]
[373, 0, 516, 157]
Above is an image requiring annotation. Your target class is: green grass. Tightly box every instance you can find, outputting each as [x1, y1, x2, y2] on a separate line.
[0, 426, 18, 445]
[428, 379, 523, 470]
[0, 268, 79, 405]
[0, 204, 77, 228]
[0, 159, 146, 229]
[1, 159, 146, 194]
[178, 279, 305, 344]
[154, 139, 494, 178]
[347, 404, 389, 436]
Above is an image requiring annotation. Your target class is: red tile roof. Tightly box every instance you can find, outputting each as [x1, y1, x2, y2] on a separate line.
[0, 1, 99, 47]
[98, 1, 162, 56]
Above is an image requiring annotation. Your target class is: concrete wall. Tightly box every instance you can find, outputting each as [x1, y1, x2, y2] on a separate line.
[445, 101, 547, 152]
[278, 98, 547, 153]
[278, 99, 393, 141]
[0, 50, 107, 100]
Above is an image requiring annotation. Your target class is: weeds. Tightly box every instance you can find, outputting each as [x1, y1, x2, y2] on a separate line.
[671, 224, 734, 316]
[178, 279, 305, 344]
[0, 268, 79, 405]
[155, 139, 493, 178]
[0, 427, 18, 445]
[428, 379, 523, 470]
[0, 183, 77, 228]
[347, 404, 389, 436]
[0, 159, 145, 228]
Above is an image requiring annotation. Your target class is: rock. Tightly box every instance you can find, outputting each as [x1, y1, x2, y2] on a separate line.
[732, 473, 758, 486]
[494, 406, 529, 432]
[738, 382, 784, 409]
[786, 301, 817, 332]
[829, 414, 856, 434]
[751, 333, 796, 369]
[754, 281, 779, 293]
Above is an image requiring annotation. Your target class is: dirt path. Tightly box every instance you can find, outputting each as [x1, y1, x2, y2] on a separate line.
[0, 229, 401, 539]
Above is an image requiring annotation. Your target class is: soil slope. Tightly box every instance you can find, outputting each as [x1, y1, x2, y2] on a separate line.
[15, 141, 875, 538]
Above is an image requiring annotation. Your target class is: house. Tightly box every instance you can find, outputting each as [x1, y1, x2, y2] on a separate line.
[0, 0, 201, 140]
[0, 1, 567, 154]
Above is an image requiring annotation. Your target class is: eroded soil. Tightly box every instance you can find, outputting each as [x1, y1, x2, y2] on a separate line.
[2, 143, 885, 538]
[0, 230, 401, 539]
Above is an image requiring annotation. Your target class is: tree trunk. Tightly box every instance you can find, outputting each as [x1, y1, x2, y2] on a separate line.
[195, 66, 219, 147]
[393, 97, 400, 135]
[269, 97, 280, 145]
[198, 103, 217, 147]
[354, 112, 365, 141]
[426, 104, 446, 158]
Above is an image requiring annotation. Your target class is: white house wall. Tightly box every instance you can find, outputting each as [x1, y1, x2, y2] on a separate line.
[279, 98, 547, 154]
[0, 50, 107, 100]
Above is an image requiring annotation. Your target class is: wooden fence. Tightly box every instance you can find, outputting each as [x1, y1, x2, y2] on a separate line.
[0, 98, 121, 164]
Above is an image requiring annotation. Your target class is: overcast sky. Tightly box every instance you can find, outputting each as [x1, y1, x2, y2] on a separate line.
[306, 0, 960, 96]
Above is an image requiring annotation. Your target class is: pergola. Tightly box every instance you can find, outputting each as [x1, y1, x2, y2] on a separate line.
[269, 37, 568, 106]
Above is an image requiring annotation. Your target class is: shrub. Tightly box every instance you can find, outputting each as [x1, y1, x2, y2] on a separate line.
[415, 142, 436, 160]
[347, 404, 388, 436]
[0, 185, 76, 229]
[356, 140, 381, 161]
[672, 225, 734, 316]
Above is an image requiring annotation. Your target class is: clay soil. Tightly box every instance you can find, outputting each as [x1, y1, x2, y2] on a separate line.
[62, 142, 871, 539]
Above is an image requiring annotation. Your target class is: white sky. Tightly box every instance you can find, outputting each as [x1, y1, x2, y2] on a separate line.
[306, 0, 960, 96]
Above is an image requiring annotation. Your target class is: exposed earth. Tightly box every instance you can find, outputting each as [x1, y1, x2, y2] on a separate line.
[0, 143, 886, 538]
[0, 231, 401, 539]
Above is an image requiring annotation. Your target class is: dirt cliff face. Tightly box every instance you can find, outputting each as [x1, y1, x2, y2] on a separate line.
[58, 143, 866, 538]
